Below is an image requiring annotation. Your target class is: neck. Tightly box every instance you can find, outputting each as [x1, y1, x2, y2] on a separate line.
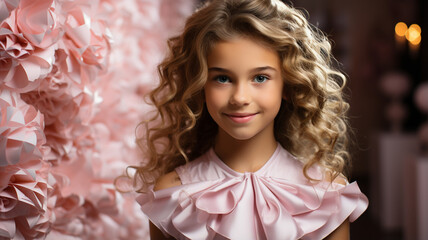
[213, 127, 278, 173]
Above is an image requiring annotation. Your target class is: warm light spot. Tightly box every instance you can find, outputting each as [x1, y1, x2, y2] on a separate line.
[410, 35, 422, 45]
[406, 29, 418, 41]
[395, 22, 408, 36]
[406, 24, 421, 42]
[409, 24, 421, 34]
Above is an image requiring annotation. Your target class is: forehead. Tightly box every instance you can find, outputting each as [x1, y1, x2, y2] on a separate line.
[207, 37, 280, 68]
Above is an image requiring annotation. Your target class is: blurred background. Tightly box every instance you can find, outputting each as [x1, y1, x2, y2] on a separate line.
[283, 0, 428, 239]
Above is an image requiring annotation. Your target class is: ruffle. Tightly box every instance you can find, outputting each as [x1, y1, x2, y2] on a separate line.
[137, 173, 368, 240]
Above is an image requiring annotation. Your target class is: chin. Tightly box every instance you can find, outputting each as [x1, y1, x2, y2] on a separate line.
[225, 131, 257, 141]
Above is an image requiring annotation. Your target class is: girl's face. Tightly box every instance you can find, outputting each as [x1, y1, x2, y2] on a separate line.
[204, 37, 284, 141]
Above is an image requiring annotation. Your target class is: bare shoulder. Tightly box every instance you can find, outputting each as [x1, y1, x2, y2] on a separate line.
[325, 172, 348, 185]
[153, 170, 182, 191]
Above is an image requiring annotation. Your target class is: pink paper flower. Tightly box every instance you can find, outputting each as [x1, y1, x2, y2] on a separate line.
[1, 1, 196, 240]
[20, 50, 98, 166]
[15, 0, 62, 48]
[48, 182, 147, 239]
[65, 8, 110, 67]
[40, 119, 95, 167]
[48, 193, 86, 237]
[111, 194, 149, 239]
[46, 184, 117, 239]
[42, 124, 77, 165]
[57, 2, 111, 85]
[0, 0, 60, 93]
[0, 160, 51, 239]
[87, 183, 119, 216]
[21, 71, 93, 127]
[0, 90, 45, 167]
[0, 0, 20, 22]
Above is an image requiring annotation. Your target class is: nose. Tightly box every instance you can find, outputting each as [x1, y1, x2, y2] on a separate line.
[229, 82, 250, 106]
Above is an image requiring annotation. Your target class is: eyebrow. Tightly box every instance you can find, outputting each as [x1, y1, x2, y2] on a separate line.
[208, 66, 277, 73]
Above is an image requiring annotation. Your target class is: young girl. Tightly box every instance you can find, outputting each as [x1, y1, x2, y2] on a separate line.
[133, 0, 368, 239]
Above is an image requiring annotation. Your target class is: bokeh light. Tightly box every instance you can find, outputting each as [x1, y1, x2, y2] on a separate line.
[409, 35, 422, 45]
[395, 22, 408, 37]
[406, 24, 421, 43]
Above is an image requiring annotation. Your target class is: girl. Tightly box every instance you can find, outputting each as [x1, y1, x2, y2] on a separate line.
[132, 0, 368, 239]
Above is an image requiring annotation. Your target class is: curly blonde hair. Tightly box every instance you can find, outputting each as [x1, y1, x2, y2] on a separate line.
[131, 0, 350, 191]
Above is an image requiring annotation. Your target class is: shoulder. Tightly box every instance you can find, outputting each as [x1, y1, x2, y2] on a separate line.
[153, 170, 182, 191]
[324, 171, 348, 185]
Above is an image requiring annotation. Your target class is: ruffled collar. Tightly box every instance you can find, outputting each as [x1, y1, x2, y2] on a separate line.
[137, 161, 368, 240]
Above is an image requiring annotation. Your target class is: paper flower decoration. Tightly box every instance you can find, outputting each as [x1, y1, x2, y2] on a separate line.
[0, 161, 51, 239]
[0, 0, 20, 23]
[0, 90, 45, 167]
[1, 0, 196, 239]
[0, 0, 61, 93]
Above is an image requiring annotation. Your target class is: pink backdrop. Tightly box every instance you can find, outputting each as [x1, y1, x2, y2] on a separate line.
[0, 0, 195, 239]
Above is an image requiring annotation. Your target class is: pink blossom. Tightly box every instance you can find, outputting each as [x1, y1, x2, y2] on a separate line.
[48, 193, 86, 237]
[20, 70, 93, 127]
[0, 1, 196, 240]
[0, 0, 63, 91]
[0, 0, 20, 22]
[0, 90, 45, 167]
[20, 52, 98, 166]
[46, 183, 118, 239]
[57, 2, 111, 85]
[15, 0, 63, 48]
[64, 8, 110, 68]
[0, 4, 59, 93]
[87, 183, 119, 216]
[41, 120, 95, 167]
[0, 160, 51, 239]
[48, 183, 148, 239]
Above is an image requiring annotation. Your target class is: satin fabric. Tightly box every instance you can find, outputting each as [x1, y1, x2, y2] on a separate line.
[137, 144, 368, 240]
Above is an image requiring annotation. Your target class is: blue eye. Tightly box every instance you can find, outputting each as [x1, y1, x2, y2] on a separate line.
[254, 75, 268, 83]
[215, 75, 230, 84]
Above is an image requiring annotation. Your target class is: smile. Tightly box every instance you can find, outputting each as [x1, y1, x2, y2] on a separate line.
[224, 113, 258, 123]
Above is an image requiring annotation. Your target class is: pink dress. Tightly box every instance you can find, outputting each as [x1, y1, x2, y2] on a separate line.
[137, 144, 368, 240]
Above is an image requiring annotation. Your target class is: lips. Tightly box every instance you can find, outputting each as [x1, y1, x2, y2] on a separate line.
[224, 112, 258, 123]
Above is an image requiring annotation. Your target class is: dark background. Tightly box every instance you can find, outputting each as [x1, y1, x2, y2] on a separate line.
[283, 0, 427, 239]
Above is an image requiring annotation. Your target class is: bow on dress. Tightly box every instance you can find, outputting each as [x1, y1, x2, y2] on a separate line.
[137, 172, 368, 240]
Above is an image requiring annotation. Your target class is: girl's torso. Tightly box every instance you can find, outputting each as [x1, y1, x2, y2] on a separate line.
[137, 144, 368, 240]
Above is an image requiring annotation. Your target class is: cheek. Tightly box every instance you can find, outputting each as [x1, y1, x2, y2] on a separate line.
[261, 97, 282, 119]
[204, 88, 227, 109]
[260, 87, 283, 108]
[263, 98, 282, 115]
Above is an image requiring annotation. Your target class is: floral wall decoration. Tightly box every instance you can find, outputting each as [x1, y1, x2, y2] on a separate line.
[0, 0, 195, 239]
